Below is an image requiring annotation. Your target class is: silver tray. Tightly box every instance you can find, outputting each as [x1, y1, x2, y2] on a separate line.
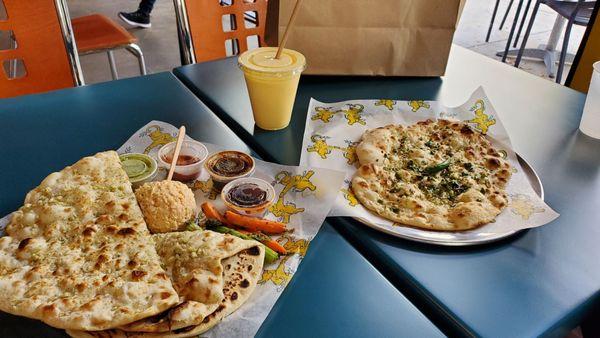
[354, 154, 543, 246]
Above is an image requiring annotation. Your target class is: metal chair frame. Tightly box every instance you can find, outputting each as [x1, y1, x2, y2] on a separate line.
[7, 32, 17, 78]
[515, 0, 596, 83]
[487, 0, 531, 45]
[565, 1, 600, 90]
[54, 0, 85, 86]
[174, 0, 196, 65]
[77, 42, 147, 80]
[487, 0, 536, 67]
[486, 0, 502, 42]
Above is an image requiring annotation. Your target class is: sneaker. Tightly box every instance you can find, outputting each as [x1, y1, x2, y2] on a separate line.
[118, 10, 151, 28]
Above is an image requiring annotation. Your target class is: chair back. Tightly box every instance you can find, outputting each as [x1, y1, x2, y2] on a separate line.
[573, 0, 597, 19]
[0, 0, 83, 99]
[173, 0, 268, 64]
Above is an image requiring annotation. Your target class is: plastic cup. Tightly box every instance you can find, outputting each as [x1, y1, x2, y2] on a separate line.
[119, 153, 158, 189]
[204, 151, 256, 192]
[221, 177, 276, 218]
[579, 61, 600, 139]
[157, 140, 208, 182]
[238, 47, 306, 130]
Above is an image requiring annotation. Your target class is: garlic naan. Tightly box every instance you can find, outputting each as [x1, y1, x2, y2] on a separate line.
[0, 151, 179, 330]
[352, 120, 511, 231]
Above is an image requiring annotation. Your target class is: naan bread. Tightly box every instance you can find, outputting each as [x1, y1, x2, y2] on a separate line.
[0, 151, 179, 330]
[352, 120, 512, 230]
[151, 231, 262, 307]
[67, 231, 264, 337]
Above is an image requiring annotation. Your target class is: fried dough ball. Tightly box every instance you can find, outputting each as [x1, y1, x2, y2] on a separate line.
[135, 180, 197, 233]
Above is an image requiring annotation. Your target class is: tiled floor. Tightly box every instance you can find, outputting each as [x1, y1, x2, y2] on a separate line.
[67, 0, 588, 85]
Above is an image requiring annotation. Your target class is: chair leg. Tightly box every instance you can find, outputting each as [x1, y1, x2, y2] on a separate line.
[486, 0, 501, 42]
[515, 0, 541, 67]
[502, 0, 523, 63]
[125, 43, 147, 75]
[107, 50, 118, 80]
[555, 20, 573, 84]
[500, 0, 515, 30]
[514, 0, 532, 47]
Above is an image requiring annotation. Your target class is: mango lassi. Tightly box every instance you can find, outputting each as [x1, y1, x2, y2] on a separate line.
[238, 47, 306, 130]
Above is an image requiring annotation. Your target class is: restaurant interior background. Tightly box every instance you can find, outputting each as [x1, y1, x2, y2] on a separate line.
[1, 0, 600, 337]
[62, 0, 594, 85]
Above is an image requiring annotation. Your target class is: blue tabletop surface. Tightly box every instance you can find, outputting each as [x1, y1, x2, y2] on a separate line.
[174, 45, 600, 337]
[0, 72, 443, 338]
[0, 72, 251, 216]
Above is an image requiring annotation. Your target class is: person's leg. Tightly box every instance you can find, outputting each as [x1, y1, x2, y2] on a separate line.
[118, 0, 155, 28]
[138, 0, 157, 16]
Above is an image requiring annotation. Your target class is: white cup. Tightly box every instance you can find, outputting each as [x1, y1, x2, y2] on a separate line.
[579, 61, 600, 139]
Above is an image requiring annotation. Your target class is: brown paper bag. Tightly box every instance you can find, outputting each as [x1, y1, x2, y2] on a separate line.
[265, 0, 465, 76]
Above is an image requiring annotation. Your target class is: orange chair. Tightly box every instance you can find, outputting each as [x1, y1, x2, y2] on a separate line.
[173, 0, 268, 64]
[0, 0, 83, 98]
[71, 13, 147, 79]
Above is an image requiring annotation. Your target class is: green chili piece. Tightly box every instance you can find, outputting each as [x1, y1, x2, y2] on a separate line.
[423, 160, 451, 175]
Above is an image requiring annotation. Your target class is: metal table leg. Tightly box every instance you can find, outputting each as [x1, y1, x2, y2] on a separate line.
[543, 14, 566, 77]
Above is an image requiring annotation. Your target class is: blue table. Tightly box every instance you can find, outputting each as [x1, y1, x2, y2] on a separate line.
[0, 72, 443, 338]
[174, 45, 600, 337]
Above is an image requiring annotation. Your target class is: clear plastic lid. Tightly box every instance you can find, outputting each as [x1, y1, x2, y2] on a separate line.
[158, 140, 208, 168]
[238, 47, 306, 75]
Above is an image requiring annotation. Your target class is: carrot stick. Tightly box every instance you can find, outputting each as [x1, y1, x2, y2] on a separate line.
[201, 202, 227, 224]
[262, 239, 287, 255]
[224, 211, 287, 234]
[244, 231, 287, 255]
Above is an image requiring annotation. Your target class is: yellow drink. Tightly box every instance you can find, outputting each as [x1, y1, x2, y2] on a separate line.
[238, 47, 306, 130]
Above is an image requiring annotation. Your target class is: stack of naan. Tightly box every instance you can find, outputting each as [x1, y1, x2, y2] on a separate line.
[352, 120, 512, 231]
[0, 151, 264, 337]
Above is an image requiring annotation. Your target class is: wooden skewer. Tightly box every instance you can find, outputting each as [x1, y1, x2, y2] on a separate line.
[167, 126, 186, 181]
[275, 0, 304, 59]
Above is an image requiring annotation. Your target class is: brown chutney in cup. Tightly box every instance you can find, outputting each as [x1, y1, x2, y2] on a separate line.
[204, 151, 256, 191]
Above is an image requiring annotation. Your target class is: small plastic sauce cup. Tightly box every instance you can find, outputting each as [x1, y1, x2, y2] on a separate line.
[204, 151, 255, 191]
[158, 140, 208, 182]
[119, 153, 158, 189]
[221, 177, 275, 218]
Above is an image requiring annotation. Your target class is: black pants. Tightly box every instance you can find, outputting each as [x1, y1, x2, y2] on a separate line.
[138, 0, 156, 16]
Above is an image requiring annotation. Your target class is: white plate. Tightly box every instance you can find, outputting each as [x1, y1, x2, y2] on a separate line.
[354, 154, 543, 246]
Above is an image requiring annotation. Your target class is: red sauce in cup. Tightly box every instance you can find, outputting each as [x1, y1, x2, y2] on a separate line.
[162, 154, 200, 166]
